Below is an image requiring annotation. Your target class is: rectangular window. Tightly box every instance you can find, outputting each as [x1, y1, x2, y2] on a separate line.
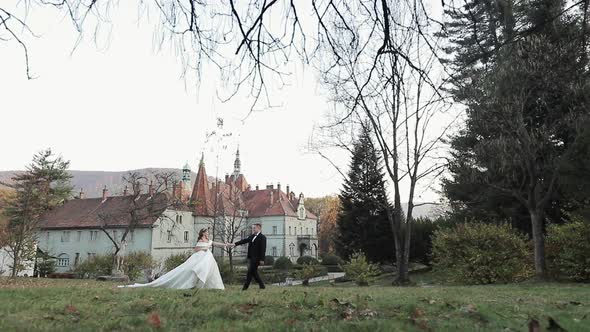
[129, 230, 134, 242]
[74, 253, 80, 266]
[76, 231, 82, 242]
[90, 231, 98, 241]
[167, 230, 172, 243]
[289, 226, 292, 235]
[184, 231, 189, 243]
[272, 226, 277, 235]
[272, 247, 277, 256]
[57, 257, 69, 267]
[113, 230, 118, 242]
[61, 231, 70, 242]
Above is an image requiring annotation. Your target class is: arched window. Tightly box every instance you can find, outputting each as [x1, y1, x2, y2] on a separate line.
[312, 244, 318, 258]
[289, 243, 295, 256]
[57, 253, 70, 267]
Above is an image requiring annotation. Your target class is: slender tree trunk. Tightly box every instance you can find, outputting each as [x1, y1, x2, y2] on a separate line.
[10, 249, 19, 277]
[529, 208, 547, 279]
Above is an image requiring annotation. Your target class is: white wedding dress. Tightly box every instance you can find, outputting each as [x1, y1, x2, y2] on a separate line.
[118, 240, 224, 290]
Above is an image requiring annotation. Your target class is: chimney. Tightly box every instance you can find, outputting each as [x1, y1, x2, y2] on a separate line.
[286, 185, 290, 196]
[270, 191, 274, 205]
[277, 183, 281, 193]
[148, 181, 154, 197]
[255, 185, 259, 191]
[266, 183, 274, 190]
[225, 174, 230, 184]
[79, 188, 85, 199]
[102, 186, 108, 202]
[123, 185, 128, 196]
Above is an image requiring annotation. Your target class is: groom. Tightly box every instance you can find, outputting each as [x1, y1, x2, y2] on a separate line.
[234, 223, 266, 290]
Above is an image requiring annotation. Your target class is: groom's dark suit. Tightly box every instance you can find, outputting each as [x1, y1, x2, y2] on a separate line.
[235, 232, 267, 290]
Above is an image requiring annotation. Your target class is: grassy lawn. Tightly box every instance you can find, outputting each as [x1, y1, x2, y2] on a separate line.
[0, 276, 589, 331]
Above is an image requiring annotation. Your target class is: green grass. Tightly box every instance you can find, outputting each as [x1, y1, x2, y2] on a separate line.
[0, 276, 589, 331]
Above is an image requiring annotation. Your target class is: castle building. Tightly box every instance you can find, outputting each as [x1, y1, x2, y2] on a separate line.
[36, 150, 318, 272]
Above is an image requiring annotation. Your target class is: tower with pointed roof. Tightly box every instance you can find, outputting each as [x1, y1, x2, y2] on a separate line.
[233, 148, 241, 177]
[190, 153, 212, 216]
[181, 161, 192, 201]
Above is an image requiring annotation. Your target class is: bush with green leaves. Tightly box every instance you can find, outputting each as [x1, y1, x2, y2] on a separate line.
[122, 251, 156, 281]
[36, 255, 56, 277]
[296, 256, 319, 265]
[163, 251, 192, 272]
[320, 254, 343, 266]
[432, 223, 532, 284]
[340, 251, 380, 286]
[264, 256, 275, 266]
[73, 254, 113, 278]
[274, 257, 293, 270]
[546, 220, 590, 282]
[296, 264, 317, 286]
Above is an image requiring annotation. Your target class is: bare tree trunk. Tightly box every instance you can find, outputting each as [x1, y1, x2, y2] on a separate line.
[529, 209, 547, 279]
[10, 247, 19, 278]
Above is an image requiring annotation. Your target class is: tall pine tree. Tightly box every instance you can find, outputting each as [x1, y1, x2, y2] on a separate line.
[4, 149, 72, 277]
[336, 127, 393, 263]
[442, 0, 590, 277]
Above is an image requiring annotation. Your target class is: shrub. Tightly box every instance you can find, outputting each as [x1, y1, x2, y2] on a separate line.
[73, 254, 113, 278]
[122, 252, 156, 281]
[432, 223, 532, 284]
[163, 252, 192, 272]
[296, 256, 319, 265]
[216, 259, 235, 284]
[264, 256, 275, 266]
[546, 221, 590, 282]
[37, 258, 56, 277]
[296, 265, 317, 286]
[320, 254, 343, 266]
[340, 251, 380, 286]
[274, 257, 293, 270]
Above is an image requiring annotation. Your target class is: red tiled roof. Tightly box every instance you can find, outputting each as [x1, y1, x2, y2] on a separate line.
[190, 161, 213, 216]
[39, 193, 169, 229]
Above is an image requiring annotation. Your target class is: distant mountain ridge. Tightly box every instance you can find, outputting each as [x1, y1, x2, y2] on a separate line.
[0, 169, 201, 198]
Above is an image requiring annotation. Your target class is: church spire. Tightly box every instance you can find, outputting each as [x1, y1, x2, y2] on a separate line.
[199, 152, 205, 168]
[233, 147, 241, 177]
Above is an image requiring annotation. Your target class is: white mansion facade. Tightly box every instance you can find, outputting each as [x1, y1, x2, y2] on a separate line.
[37, 151, 318, 272]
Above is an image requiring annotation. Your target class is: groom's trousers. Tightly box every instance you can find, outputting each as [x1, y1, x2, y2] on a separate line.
[243, 259, 265, 290]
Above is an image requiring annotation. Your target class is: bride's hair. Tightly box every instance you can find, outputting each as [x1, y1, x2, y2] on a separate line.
[198, 228, 208, 241]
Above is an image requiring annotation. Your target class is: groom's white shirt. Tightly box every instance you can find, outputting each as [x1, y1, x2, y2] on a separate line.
[252, 232, 260, 243]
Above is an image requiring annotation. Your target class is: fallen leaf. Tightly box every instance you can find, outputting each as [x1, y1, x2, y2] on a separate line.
[65, 305, 79, 315]
[238, 303, 257, 314]
[359, 309, 378, 318]
[460, 304, 477, 313]
[147, 311, 162, 329]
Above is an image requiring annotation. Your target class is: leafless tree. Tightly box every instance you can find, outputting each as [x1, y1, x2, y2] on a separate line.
[96, 170, 177, 275]
[2, 1, 448, 113]
[313, 1, 459, 284]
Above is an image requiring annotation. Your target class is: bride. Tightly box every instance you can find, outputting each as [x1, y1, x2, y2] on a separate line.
[119, 228, 231, 290]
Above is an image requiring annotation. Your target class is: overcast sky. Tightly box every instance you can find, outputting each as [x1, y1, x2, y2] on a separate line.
[0, 1, 443, 202]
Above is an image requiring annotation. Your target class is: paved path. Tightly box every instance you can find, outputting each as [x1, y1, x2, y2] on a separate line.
[272, 272, 345, 286]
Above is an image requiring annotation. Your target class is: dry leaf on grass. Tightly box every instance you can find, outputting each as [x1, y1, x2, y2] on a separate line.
[237, 303, 257, 314]
[65, 305, 79, 315]
[147, 311, 162, 329]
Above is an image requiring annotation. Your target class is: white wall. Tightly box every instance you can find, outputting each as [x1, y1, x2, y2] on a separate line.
[0, 246, 34, 277]
[37, 227, 153, 272]
[149, 210, 199, 264]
